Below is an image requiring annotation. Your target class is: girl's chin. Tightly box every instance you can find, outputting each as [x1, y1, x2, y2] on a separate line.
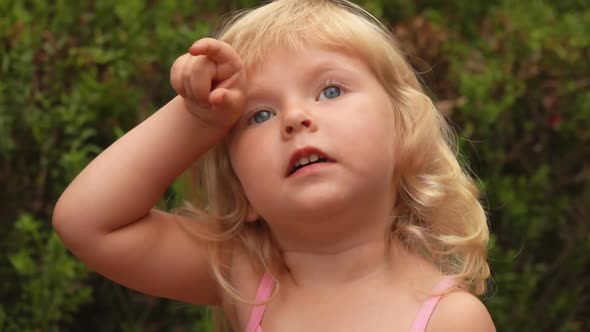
[269, 195, 357, 218]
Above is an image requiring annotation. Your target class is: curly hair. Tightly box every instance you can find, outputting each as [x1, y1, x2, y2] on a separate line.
[176, 0, 490, 306]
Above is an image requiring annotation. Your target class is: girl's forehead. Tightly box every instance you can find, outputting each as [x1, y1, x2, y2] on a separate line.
[239, 41, 309, 72]
[241, 42, 362, 74]
[242, 46, 378, 101]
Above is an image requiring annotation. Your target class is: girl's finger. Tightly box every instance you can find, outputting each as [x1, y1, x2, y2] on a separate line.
[170, 54, 189, 97]
[190, 56, 216, 106]
[210, 88, 245, 116]
[189, 38, 243, 81]
[182, 56, 197, 101]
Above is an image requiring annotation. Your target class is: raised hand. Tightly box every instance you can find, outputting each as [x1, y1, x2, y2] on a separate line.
[170, 38, 246, 129]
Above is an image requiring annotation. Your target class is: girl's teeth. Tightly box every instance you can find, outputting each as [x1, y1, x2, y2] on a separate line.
[296, 157, 309, 167]
[294, 154, 322, 168]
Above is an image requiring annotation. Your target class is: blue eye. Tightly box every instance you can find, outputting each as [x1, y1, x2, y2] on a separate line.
[319, 86, 342, 100]
[250, 110, 274, 124]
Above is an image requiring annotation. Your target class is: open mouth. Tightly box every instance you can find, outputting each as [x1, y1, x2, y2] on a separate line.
[286, 147, 335, 176]
[289, 155, 331, 175]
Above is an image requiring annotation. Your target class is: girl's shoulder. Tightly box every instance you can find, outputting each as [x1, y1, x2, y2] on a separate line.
[398, 254, 495, 332]
[425, 290, 496, 332]
[219, 243, 267, 328]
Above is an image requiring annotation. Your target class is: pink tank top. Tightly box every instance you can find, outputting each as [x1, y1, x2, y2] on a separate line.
[245, 272, 455, 332]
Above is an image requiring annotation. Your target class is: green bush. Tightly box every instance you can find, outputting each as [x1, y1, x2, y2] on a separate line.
[1, 0, 588, 331]
[1, 215, 91, 332]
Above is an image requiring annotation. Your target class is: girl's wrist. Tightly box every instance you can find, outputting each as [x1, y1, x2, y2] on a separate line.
[181, 97, 235, 132]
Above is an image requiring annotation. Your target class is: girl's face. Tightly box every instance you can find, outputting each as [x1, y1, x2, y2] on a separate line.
[228, 46, 398, 235]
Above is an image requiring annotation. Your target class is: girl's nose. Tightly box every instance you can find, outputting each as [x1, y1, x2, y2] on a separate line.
[281, 104, 317, 138]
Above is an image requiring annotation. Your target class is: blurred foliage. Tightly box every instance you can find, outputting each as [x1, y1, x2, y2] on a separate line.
[0, 0, 588, 331]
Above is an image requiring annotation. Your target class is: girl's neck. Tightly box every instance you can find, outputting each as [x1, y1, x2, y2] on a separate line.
[280, 235, 397, 288]
[279, 238, 439, 291]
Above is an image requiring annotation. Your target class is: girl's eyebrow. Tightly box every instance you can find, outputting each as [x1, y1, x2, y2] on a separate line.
[306, 60, 358, 78]
[246, 60, 358, 100]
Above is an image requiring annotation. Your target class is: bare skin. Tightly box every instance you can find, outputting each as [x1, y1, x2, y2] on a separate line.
[227, 240, 493, 332]
[53, 38, 495, 331]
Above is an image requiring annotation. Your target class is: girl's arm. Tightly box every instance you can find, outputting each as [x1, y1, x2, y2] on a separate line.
[52, 39, 246, 305]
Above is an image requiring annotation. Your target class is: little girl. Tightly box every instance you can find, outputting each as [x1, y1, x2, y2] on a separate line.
[53, 0, 495, 331]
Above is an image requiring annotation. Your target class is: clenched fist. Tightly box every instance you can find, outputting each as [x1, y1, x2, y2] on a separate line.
[170, 38, 246, 129]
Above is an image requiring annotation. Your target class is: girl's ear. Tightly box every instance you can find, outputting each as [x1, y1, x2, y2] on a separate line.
[245, 202, 260, 222]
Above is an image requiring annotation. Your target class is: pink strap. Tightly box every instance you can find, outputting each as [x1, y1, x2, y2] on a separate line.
[245, 274, 453, 332]
[409, 278, 456, 332]
[245, 272, 275, 332]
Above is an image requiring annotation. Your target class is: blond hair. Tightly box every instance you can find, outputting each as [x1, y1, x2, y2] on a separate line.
[178, 0, 490, 307]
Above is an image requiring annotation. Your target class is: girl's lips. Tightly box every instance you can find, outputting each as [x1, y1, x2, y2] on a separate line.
[288, 160, 335, 177]
[286, 146, 335, 176]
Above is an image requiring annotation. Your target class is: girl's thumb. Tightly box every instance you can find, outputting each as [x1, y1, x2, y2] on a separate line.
[210, 88, 245, 120]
